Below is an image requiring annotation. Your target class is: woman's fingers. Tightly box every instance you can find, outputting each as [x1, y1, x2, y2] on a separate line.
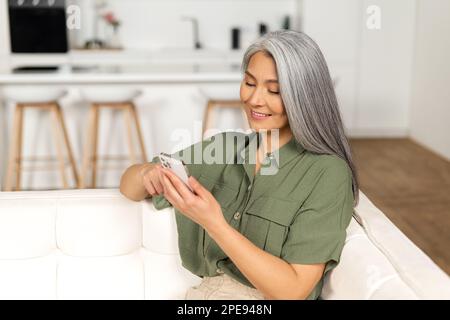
[143, 174, 156, 195]
[161, 168, 195, 201]
[140, 164, 166, 195]
[187, 176, 210, 201]
[151, 167, 164, 194]
[161, 173, 184, 206]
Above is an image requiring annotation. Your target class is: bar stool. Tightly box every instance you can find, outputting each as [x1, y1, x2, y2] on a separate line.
[79, 87, 147, 188]
[3, 86, 79, 191]
[200, 87, 248, 138]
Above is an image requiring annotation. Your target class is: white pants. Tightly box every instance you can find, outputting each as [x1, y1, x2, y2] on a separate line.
[185, 273, 265, 300]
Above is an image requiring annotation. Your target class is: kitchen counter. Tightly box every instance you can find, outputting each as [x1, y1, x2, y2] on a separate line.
[0, 63, 243, 84]
[0, 48, 245, 84]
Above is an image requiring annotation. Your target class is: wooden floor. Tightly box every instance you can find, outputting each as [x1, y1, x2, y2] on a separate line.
[349, 138, 450, 275]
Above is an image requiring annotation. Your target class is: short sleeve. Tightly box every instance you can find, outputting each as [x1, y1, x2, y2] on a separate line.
[280, 157, 354, 275]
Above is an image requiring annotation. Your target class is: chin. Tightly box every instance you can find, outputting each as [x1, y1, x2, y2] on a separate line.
[249, 125, 278, 132]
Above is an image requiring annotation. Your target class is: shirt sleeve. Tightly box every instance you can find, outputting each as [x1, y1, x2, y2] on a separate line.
[149, 132, 227, 210]
[280, 157, 354, 275]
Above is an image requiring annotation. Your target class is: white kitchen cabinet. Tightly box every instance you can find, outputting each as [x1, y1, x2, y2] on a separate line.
[355, 0, 416, 137]
[302, 0, 416, 137]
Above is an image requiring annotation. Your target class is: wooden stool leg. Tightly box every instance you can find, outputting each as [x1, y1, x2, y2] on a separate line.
[90, 104, 100, 188]
[202, 100, 215, 138]
[80, 106, 95, 189]
[80, 105, 96, 188]
[4, 104, 24, 191]
[50, 104, 69, 188]
[54, 103, 79, 188]
[123, 104, 137, 164]
[129, 103, 148, 162]
[15, 104, 25, 191]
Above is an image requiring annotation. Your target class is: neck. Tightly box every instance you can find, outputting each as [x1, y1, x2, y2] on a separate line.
[258, 127, 293, 154]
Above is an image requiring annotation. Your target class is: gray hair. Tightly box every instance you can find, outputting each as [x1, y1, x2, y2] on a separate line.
[241, 30, 359, 207]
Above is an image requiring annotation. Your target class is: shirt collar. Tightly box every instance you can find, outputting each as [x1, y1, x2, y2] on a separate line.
[237, 131, 305, 178]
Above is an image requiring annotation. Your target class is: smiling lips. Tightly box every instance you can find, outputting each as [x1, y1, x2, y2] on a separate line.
[250, 110, 272, 120]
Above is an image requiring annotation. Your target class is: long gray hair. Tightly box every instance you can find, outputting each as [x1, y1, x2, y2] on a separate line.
[241, 30, 359, 207]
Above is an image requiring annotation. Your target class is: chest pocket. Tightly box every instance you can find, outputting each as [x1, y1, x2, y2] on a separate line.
[244, 196, 299, 257]
[175, 174, 238, 248]
[198, 175, 239, 210]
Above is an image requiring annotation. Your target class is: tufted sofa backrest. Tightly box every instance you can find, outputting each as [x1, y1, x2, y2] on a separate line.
[0, 189, 448, 299]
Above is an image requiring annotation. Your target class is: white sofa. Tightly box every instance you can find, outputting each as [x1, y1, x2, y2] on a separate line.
[0, 189, 449, 300]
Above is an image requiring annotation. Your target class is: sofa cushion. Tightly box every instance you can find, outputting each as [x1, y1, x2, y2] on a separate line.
[0, 253, 57, 300]
[321, 219, 418, 299]
[141, 249, 201, 300]
[0, 197, 57, 259]
[57, 194, 142, 257]
[322, 193, 450, 299]
[142, 200, 179, 255]
[57, 250, 144, 300]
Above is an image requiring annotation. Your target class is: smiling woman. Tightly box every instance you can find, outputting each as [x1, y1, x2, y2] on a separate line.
[120, 30, 358, 300]
[240, 51, 292, 170]
[242, 54, 285, 120]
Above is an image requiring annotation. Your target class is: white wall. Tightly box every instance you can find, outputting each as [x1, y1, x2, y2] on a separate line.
[355, 0, 416, 137]
[409, 0, 450, 160]
[302, 0, 360, 134]
[303, 0, 417, 137]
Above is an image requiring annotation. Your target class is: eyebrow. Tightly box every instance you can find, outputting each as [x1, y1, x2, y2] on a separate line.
[245, 70, 279, 84]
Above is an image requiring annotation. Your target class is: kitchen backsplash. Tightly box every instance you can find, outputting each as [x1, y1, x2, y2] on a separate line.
[69, 0, 300, 50]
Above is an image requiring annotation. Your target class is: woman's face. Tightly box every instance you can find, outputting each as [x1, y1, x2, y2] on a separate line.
[240, 51, 290, 134]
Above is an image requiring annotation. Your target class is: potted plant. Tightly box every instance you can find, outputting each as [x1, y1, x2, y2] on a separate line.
[102, 11, 122, 49]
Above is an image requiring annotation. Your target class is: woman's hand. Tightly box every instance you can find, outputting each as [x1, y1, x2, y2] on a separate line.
[140, 163, 165, 197]
[159, 167, 227, 234]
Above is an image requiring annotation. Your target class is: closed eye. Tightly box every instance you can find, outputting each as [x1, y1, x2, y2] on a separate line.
[245, 82, 279, 94]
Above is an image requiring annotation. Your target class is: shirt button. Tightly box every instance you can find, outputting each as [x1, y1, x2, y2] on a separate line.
[247, 184, 252, 191]
[233, 211, 241, 220]
[216, 268, 224, 274]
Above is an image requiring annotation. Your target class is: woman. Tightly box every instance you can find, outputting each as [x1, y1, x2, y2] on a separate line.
[120, 30, 359, 300]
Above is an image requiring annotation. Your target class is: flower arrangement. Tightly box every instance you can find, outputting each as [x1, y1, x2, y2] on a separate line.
[102, 12, 121, 30]
[101, 11, 122, 48]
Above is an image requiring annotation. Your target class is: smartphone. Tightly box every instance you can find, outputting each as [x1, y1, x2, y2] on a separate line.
[158, 153, 193, 192]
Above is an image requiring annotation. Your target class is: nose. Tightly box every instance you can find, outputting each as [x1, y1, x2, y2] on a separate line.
[245, 86, 266, 108]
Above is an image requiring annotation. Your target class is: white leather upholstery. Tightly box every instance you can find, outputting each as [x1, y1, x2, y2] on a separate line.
[3, 86, 67, 104]
[321, 193, 450, 300]
[0, 189, 448, 300]
[80, 86, 141, 103]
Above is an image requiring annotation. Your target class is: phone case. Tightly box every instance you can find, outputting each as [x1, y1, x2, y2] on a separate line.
[158, 153, 192, 191]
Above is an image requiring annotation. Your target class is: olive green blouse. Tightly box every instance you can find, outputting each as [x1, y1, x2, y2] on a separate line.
[151, 131, 354, 300]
